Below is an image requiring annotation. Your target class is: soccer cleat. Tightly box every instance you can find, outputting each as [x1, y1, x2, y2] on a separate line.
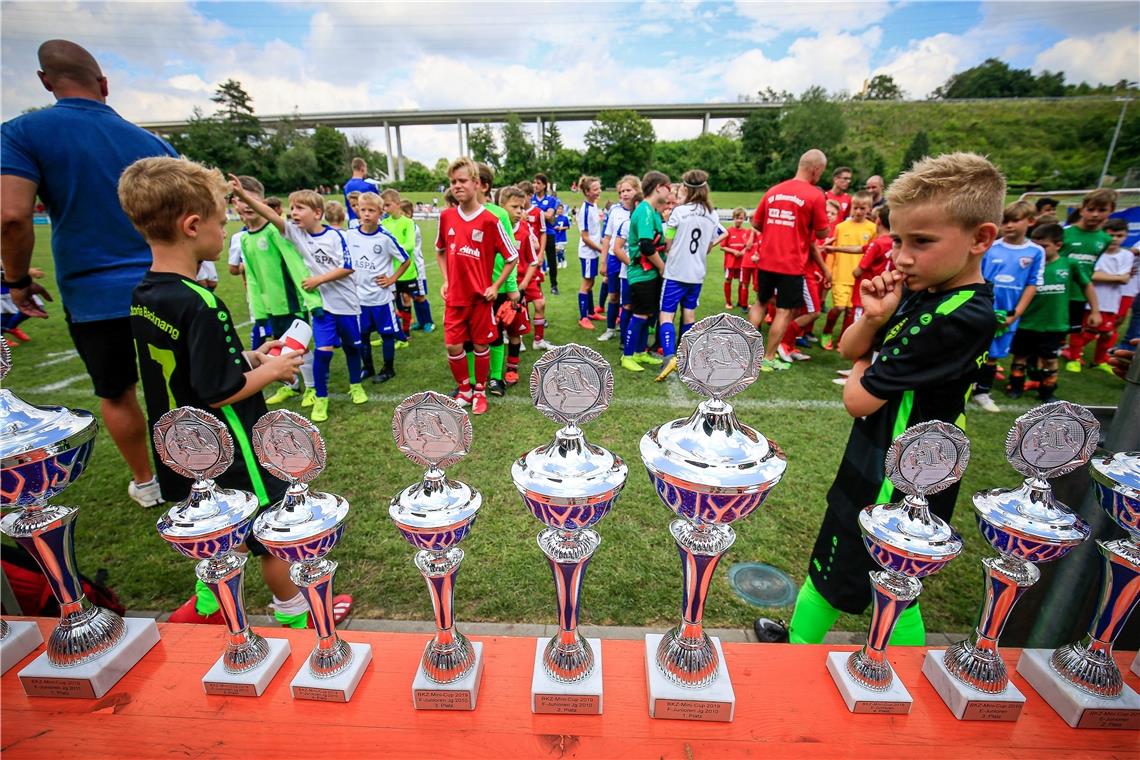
[518, 340, 526, 352]
[788, 350, 811, 361]
[972, 393, 1001, 413]
[1024, 380, 1041, 391]
[597, 328, 616, 342]
[761, 358, 790, 372]
[6, 327, 31, 342]
[534, 338, 557, 350]
[795, 337, 811, 348]
[411, 323, 424, 331]
[550, 286, 560, 295]
[504, 369, 519, 386]
[472, 392, 488, 415]
[488, 378, 506, 397]
[831, 377, 848, 385]
[451, 387, 473, 407]
[589, 313, 605, 321]
[635, 351, 663, 366]
[370, 335, 382, 346]
[128, 477, 164, 508]
[1092, 362, 1115, 374]
[994, 366, 1006, 381]
[372, 368, 395, 384]
[167, 595, 225, 625]
[423, 323, 435, 333]
[349, 384, 368, 404]
[395, 339, 409, 350]
[620, 355, 646, 372]
[266, 385, 298, 405]
[300, 388, 317, 408]
[655, 357, 678, 382]
[821, 336, 834, 351]
[1064, 360, 1082, 373]
[776, 344, 794, 363]
[310, 396, 329, 422]
[836, 369, 852, 377]
[753, 617, 790, 643]
[578, 317, 595, 330]
[803, 334, 819, 345]
[1004, 388, 1023, 399]
[724, 302, 734, 310]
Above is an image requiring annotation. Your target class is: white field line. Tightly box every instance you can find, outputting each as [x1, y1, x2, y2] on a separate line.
[35, 349, 79, 368]
[27, 373, 89, 394]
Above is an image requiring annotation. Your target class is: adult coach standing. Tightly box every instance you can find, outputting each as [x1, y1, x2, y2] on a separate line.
[1, 40, 178, 507]
[865, 174, 886, 208]
[532, 173, 560, 295]
[750, 149, 831, 371]
[343, 156, 380, 223]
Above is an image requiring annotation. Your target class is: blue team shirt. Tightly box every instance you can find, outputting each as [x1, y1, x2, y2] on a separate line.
[554, 214, 570, 244]
[343, 177, 380, 220]
[532, 193, 560, 234]
[1, 98, 178, 322]
[982, 239, 1045, 324]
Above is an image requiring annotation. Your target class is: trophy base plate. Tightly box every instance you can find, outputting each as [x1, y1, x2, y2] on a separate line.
[1, 620, 43, 675]
[644, 634, 735, 722]
[412, 640, 484, 710]
[1017, 648, 1140, 730]
[18, 617, 159, 699]
[531, 637, 603, 714]
[923, 650, 1024, 721]
[290, 642, 372, 703]
[826, 651, 913, 714]
[204, 638, 291, 697]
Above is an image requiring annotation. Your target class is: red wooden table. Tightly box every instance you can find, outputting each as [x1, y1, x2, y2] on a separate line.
[2, 619, 1136, 758]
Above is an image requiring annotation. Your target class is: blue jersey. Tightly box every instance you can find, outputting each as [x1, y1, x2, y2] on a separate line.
[532, 193, 559, 234]
[982, 240, 1045, 317]
[554, 214, 570, 244]
[343, 177, 380, 220]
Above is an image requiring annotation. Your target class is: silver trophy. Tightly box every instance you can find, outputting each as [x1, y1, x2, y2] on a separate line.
[0, 340, 158, 696]
[640, 314, 786, 722]
[829, 420, 967, 714]
[1018, 449, 1140, 728]
[512, 344, 627, 714]
[390, 391, 484, 710]
[252, 410, 370, 702]
[154, 407, 290, 696]
[924, 402, 1096, 721]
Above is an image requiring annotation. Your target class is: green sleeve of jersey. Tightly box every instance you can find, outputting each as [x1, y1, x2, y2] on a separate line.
[270, 226, 324, 312]
[246, 268, 267, 320]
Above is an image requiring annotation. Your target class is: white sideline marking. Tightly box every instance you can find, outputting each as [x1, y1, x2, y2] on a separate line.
[35, 349, 79, 368]
[27, 373, 88, 393]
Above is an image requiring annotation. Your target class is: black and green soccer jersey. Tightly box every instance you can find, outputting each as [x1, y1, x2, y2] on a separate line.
[1019, 256, 1089, 333]
[131, 271, 287, 507]
[806, 282, 995, 614]
[241, 222, 322, 317]
[1062, 226, 1110, 302]
[627, 200, 664, 285]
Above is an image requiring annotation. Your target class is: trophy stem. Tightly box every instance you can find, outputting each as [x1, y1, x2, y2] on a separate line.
[944, 555, 1040, 693]
[538, 527, 600, 683]
[414, 547, 476, 684]
[1050, 538, 1140, 698]
[1, 503, 126, 667]
[1, 619, 9, 639]
[196, 551, 269, 674]
[847, 570, 922, 692]
[290, 557, 353, 679]
[655, 519, 735, 689]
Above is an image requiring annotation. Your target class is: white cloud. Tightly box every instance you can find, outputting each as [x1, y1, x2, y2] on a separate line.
[1033, 27, 1140, 85]
[732, 0, 895, 41]
[874, 32, 976, 98]
[722, 28, 884, 97]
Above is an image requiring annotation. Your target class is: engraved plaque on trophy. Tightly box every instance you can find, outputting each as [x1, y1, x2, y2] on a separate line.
[512, 344, 627, 714]
[390, 392, 485, 710]
[639, 314, 787, 722]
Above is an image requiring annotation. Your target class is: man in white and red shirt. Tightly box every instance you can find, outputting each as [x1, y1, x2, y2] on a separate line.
[435, 158, 518, 414]
[824, 166, 853, 222]
[751, 149, 831, 370]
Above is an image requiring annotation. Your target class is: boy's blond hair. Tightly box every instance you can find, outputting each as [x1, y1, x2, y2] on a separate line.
[346, 190, 362, 201]
[1002, 200, 1036, 222]
[380, 188, 401, 203]
[732, 206, 747, 218]
[235, 175, 264, 197]
[850, 190, 873, 207]
[357, 191, 382, 209]
[498, 185, 526, 206]
[825, 199, 841, 212]
[351, 157, 366, 172]
[400, 199, 414, 216]
[885, 152, 1005, 228]
[288, 189, 324, 214]
[266, 197, 283, 213]
[118, 157, 226, 244]
[324, 200, 346, 225]
[1081, 188, 1117, 210]
[448, 157, 479, 181]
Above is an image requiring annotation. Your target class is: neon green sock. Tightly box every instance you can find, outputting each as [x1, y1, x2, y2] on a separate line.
[466, 352, 475, 381]
[195, 578, 220, 616]
[788, 576, 841, 644]
[490, 344, 505, 380]
[274, 609, 310, 629]
[888, 602, 925, 646]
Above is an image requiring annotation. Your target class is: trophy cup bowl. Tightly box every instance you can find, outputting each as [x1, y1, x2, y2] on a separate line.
[640, 315, 785, 709]
[1090, 450, 1139, 541]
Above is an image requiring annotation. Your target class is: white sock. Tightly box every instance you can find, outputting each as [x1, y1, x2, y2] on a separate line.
[300, 352, 315, 388]
[270, 593, 308, 617]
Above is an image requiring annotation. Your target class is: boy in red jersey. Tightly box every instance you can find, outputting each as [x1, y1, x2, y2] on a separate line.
[435, 158, 518, 415]
[499, 185, 540, 382]
[824, 166, 853, 222]
[721, 207, 750, 309]
[851, 205, 894, 323]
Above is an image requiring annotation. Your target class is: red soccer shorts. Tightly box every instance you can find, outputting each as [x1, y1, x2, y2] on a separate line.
[522, 281, 544, 303]
[444, 300, 497, 345]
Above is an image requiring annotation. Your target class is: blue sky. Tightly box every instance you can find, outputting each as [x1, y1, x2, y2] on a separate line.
[3, 1, 1137, 163]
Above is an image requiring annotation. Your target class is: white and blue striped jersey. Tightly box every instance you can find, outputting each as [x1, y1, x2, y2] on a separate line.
[346, 226, 409, 307]
[283, 222, 358, 315]
[664, 203, 727, 284]
[578, 201, 601, 260]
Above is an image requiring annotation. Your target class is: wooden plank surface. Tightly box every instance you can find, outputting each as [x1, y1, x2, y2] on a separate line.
[2, 619, 1136, 758]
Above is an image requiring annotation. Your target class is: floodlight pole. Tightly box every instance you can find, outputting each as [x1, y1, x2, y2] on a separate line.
[1098, 98, 1131, 188]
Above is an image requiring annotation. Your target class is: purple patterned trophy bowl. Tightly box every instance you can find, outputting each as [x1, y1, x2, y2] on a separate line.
[512, 344, 627, 714]
[252, 410, 369, 702]
[639, 314, 785, 721]
[829, 421, 967, 714]
[1, 340, 158, 697]
[154, 407, 290, 695]
[390, 391, 485, 710]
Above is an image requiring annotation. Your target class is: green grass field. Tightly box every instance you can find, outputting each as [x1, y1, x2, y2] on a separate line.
[4, 217, 1127, 634]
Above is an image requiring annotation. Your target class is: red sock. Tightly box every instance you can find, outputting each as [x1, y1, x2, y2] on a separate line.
[724, 280, 733, 304]
[507, 356, 519, 370]
[738, 280, 749, 307]
[448, 353, 471, 392]
[534, 318, 545, 342]
[473, 348, 490, 390]
[400, 310, 413, 336]
[842, 308, 855, 332]
[823, 307, 842, 336]
[781, 320, 800, 351]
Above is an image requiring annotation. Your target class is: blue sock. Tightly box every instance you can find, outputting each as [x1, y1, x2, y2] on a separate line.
[680, 322, 694, 339]
[625, 315, 646, 357]
[660, 322, 676, 359]
[343, 342, 362, 384]
[639, 320, 650, 353]
[607, 301, 619, 330]
[599, 282, 608, 306]
[414, 299, 433, 327]
[360, 333, 375, 375]
[619, 308, 631, 347]
[587, 288, 594, 312]
[382, 335, 395, 366]
[578, 293, 589, 320]
[314, 350, 332, 397]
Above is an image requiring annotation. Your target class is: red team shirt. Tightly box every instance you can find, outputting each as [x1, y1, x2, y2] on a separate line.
[515, 220, 544, 295]
[752, 179, 829, 276]
[526, 206, 544, 244]
[852, 233, 894, 308]
[722, 226, 751, 270]
[825, 190, 852, 221]
[435, 205, 518, 304]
